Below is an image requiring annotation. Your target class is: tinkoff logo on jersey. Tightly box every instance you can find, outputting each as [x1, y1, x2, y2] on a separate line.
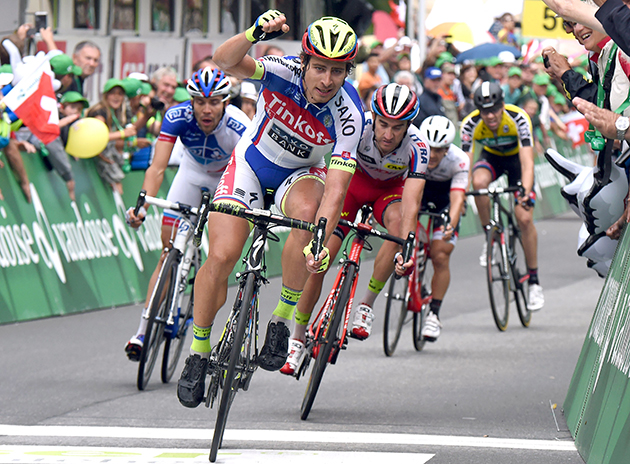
[266, 92, 332, 145]
[329, 153, 356, 173]
[269, 123, 313, 158]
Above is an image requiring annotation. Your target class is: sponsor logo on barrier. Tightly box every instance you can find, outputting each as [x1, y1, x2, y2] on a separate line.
[0, 186, 162, 283]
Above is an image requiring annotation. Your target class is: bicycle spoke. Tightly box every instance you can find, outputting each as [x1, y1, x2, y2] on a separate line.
[486, 231, 510, 331]
[510, 227, 532, 327]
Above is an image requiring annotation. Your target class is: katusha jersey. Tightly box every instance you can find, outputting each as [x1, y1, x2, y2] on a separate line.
[158, 102, 250, 172]
[424, 144, 470, 209]
[460, 104, 533, 157]
[242, 55, 364, 173]
[355, 112, 429, 181]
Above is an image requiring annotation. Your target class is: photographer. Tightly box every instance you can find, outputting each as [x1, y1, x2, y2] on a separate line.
[147, 67, 176, 134]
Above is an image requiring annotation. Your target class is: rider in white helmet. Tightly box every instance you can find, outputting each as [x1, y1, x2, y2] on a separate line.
[416, 115, 470, 342]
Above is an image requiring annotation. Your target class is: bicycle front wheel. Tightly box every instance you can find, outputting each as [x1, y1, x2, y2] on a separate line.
[486, 229, 510, 331]
[412, 251, 433, 351]
[210, 273, 257, 462]
[383, 274, 410, 357]
[137, 248, 180, 390]
[510, 227, 531, 328]
[161, 251, 199, 383]
[301, 265, 355, 421]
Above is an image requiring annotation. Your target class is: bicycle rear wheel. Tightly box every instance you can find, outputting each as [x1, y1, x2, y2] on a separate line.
[412, 252, 433, 351]
[301, 265, 355, 421]
[161, 252, 199, 383]
[210, 273, 257, 462]
[383, 274, 409, 357]
[486, 229, 510, 331]
[137, 248, 179, 390]
[510, 226, 531, 328]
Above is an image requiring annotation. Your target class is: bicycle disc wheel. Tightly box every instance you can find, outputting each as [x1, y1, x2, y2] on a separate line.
[412, 254, 433, 351]
[161, 252, 199, 383]
[486, 229, 510, 331]
[301, 266, 355, 421]
[510, 227, 531, 328]
[210, 273, 256, 463]
[383, 274, 410, 357]
[137, 249, 179, 390]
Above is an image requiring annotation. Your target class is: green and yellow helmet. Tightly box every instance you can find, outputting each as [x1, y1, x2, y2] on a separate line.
[301, 17, 358, 62]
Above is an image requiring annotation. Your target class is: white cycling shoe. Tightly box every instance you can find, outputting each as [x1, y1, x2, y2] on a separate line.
[351, 304, 374, 340]
[421, 312, 442, 342]
[528, 284, 545, 311]
[280, 339, 305, 375]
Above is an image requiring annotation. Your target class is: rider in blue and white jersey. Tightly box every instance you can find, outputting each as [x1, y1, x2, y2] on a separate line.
[176, 11, 364, 409]
[124, 68, 251, 361]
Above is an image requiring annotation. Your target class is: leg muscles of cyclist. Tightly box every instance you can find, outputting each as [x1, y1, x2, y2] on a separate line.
[514, 203, 538, 270]
[472, 167, 493, 227]
[430, 238, 454, 301]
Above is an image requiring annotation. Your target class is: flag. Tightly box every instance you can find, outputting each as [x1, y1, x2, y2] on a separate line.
[3, 59, 59, 144]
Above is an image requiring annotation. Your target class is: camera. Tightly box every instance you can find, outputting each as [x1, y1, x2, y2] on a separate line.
[35, 11, 48, 31]
[150, 97, 165, 111]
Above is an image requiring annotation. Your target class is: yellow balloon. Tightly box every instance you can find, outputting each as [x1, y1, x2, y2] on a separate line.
[66, 117, 110, 159]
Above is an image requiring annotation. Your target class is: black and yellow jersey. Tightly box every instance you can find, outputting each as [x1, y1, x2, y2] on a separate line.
[460, 104, 533, 156]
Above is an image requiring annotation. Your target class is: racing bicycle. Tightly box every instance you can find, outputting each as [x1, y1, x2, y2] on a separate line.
[191, 193, 327, 462]
[383, 206, 450, 356]
[466, 184, 531, 331]
[296, 205, 414, 420]
[133, 189, 206, 391]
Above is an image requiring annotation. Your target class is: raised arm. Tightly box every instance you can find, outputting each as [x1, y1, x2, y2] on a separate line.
[541, 0, 605, 33]
[213, 10, 290, 80]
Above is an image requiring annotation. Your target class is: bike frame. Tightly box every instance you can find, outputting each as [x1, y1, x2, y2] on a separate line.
[407, 217, 434, 313]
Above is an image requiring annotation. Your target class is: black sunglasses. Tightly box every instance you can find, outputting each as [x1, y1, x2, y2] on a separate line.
[562, 19, 577, 33]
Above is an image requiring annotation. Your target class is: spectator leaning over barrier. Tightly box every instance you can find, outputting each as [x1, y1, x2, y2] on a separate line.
[50, 53, 82, 100]
[88, 78, 136, 194]
[59, 91, 88, 147]
[71, 41, 101, 96]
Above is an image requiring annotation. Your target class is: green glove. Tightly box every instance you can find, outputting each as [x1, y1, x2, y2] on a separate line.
[245, 9, 287, 44]
[303, 241, 330, 274]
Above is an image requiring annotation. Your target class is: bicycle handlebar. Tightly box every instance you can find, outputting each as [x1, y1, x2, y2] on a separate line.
[338, 218, 406, 246]
[134, 190, 146, 217]
[466, 183, 525, 198]
[191, 200, 327, 255]
[418, 206, 451, 228]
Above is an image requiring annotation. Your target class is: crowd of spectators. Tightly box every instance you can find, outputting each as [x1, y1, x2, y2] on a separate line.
[2, 4, 628, 207]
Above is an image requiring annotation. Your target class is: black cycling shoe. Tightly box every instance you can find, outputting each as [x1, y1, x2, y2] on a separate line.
[257, 321, 290, 371]
[177, 354, 208, 408]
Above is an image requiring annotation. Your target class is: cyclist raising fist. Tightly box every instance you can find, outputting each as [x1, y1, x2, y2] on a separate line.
[176, 12, 364, 408]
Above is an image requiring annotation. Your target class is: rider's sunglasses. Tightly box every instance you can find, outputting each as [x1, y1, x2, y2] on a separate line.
[562, 19, 577, 33]
[479, 104, 502, 116]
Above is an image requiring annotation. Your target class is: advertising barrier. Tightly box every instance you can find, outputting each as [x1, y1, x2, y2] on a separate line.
[0, 134, 591, 324]
[564, 227, 630, 464]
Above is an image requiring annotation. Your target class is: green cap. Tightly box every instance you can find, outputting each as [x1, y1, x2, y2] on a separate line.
[486, 56, 503, 67]
[122, 78, 143, 98]
[140, 82, 152, 95]
[60, 91, 89, 108]
[0, 64, 12, 74]
[173, 86, 191, 103]
[103, 78, 125, 94]
[508, 66, 522, 77]
[435, 51, 454, 69]
[532, 72, 551, 86]
[50, 54, 82, 76]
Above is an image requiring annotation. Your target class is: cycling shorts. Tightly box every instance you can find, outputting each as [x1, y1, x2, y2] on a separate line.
[213, 144, 327, 213]
[472, 149, 536, 205]
[334, 169, 403, 240]
[162, 160, 223, 228]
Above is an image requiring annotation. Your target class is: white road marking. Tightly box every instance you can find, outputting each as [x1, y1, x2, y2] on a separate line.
[0, 424, 576, 452]
[0, 446, 435, 464]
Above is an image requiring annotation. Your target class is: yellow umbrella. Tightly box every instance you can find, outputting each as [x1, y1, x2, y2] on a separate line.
[428, 22, 475, 45]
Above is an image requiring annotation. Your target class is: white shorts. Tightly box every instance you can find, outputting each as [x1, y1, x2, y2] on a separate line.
[213, 144, 327, 213]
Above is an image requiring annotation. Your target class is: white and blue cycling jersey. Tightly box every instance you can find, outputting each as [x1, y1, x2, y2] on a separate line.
[156, 102, 250, 224]
[158, 102, 250, 173]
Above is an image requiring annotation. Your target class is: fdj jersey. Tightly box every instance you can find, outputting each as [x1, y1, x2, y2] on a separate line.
[242, 55, 364, 171]
[158, 102, 250, 172]
[356, 111, 429, 181]
[460, 104, 533, 156]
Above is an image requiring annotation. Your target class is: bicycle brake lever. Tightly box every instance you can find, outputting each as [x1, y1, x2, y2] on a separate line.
[395, 231, 416, 280]
[193, 191, 212, 248]
[311, 217, 327, 260]
[134, 189, 147, 216]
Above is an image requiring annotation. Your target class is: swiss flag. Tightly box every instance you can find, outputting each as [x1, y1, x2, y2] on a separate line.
[4, 61, 59, 144]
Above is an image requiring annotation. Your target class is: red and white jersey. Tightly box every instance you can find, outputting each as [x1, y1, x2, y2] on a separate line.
[425, 144, 470, 191]
[355, 111, 429, 181]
